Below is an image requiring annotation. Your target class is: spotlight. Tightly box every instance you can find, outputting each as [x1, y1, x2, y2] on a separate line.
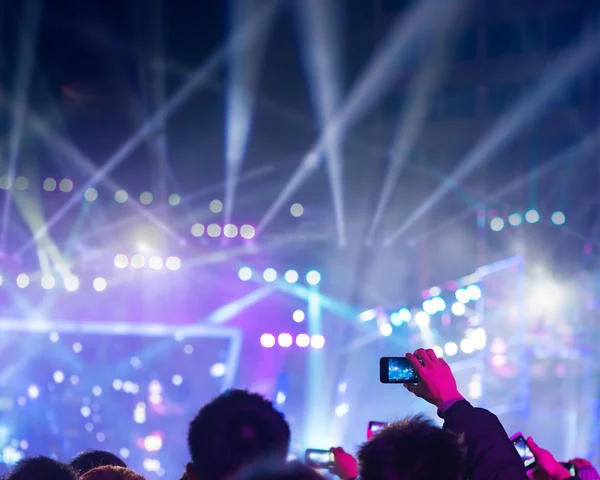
[85, 188, 98, 202]
[114, 190, 128, 203]
[278, 333, 293, 347]
[114, 254, 129, 268]
[191, 223, 205, 237]
[165, 256, 181, 271]
[207, 224, 222, 237]
[460, 338, 475, 354]
[260, 333, 276, 348]
[143, 435, 163, 453]
[398, 308, 412, 322]
[466, 285, 481, 301]
[359, 309, 377, 322]
[306, 270, 321, 285]
[379, 323, 393, 336]
[131, 254, 145, 269]
[551, 211, 566, 226]
[93, 277, 107, 292]
[455, 288, 470, 304]
[59, 179, 73, 193]
[423, 300, 437, 315]
[334, 403, 350, 417]
[471, 328, 487, 350]
[414, 311, 430, 328]
[296, 334, 310, 347]
[284, 270, 299, 284]
[451, 302, 466, 316]
[148, 256, 163, 270]
[431, 297, 446, 312]
[292, 310, 305, 323]
[209, 363, 226, 377]
[508, 213, 522, 226]
[290, 203, 304, 217]
[168, 194, 181, 206]
[240, 225, 256, 239]
[263, 268, 277, 282]
[41, 275, 56, 290]
[238, 267, 252, 281]
[210, 199, 223, 213]
[27, 385, 39, 399]
[310, 334, 325, 349]
[43, 178, 57, 191]
[525, 209, 540, 224]
[140, 192, 153, 205]
[64, 276, 80, 292]
[490, 217, 504, 232]
[16, 273, 30, 289]
[444, 342, 458, 356]
[223, 224, 238, 238]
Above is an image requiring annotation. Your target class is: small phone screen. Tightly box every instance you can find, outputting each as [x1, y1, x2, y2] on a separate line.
[367, 421, 387, 439]
[305, 449, 334, 469]
[511, 435, 536, 469]
[380, 357, 418, 383]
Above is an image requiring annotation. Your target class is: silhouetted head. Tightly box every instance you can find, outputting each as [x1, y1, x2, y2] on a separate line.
[6, 456, 78, 480]
[81, 466, 145, 480]
[70, 450, 127, 475]
[236, 461, 325, 480]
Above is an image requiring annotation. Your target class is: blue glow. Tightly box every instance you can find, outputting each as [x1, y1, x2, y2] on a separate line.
[398, 308, 412, 322]
[389, 312, 402, 326]
[508, 213, 522, 226]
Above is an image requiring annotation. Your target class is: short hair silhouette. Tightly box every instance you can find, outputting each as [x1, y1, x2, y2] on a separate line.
[187, 389, 291, 480]
[6, 456, 78, 480]
[70, 450, 127, 474]
[81, 466, 145, 480]
[358, 415, 465, 480]
[237, 461, 325, 480]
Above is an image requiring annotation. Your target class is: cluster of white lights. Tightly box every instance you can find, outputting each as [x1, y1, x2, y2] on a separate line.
[429, 328, 488, 358]
[114, 254, 181, 271]
[1, 273, 107, 292]
[0, 176, 75, 193]
[190, 223, 256, 239]
[238, 267, 321, 285]
[260, 333, 325, 349]
[489, 210, 566, 232]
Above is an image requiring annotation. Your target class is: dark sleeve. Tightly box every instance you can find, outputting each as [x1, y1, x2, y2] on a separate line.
[442, 400, 529, 480]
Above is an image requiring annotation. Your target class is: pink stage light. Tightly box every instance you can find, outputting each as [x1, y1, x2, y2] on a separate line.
[295, 334, 310, 347]
[260, 333, 276, 348]
[310, 334, 325, 349]
[278, 333, 293, 348]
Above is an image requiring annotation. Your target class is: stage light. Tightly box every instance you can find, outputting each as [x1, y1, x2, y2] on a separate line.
[183, 344, 194, 354]
[296, 334, 310, 347]
[284, 270, 299, 283]
[27, 385, 39, 399]
[172, 375, 183, 386]
[390, 312, 401, 326]
[306, 270, 321, 285]
[92, 386, 102, 396]
[209, 363, 226, 377]
[207, 224, 222, 237]
[260, 333, 276, 348]
[490, 217, 504, 232]
[290, 203, 304, 217]
[144, 435, 163, 453]
[379, 323, 393, 336]
[53, 371, 65, 383]
[223, 224, 238, 238]
[168, 194, 181, 206]
[310, 334, 325, 349]
[165, 256, 181, 271]
[414, 311, 430, 328]
[191, 223, 205, 237]
[240, 225, 255, 239]
[131, 254, 145, 269]
[433, 346, 444, 358]
[115, 190, 128, 203]
[508, 213, 522, 226]
[432, 296, 446, 312]
[292, 310, 305, 322]
[460, 338, 475, 354]
[113, 379, 123, 390]
[114, 254, 129, 268]
[471, 328, 487, 350]
[398, 308, 412, 322]
[16, 274, 30, 289]
[72, 342, 82, 353]
[41, 275, 56, 290]
[0, 176, 11, 189]
[84, 187, 98, 202]
[525, 209, 539, 224]
[468, 373, 482, 400]
[59, 178, 73, 193]
[43, 178, 57, 191]
[14, 176, 29, 190]
[276, 392, 286, 405]
[423, 300, 437, 315]
[140, 192, 153, 205]
[466, 285, 481, 301]
[263, 268, 277, 282]
[148, 256, 163, 270]
[0, 275, 3, 286]
[93, 277, 107, 292]
[492, 354, 507, 367]
[455, 288, 470, 303]
[444, 342, 458, 356]
[490, 338, 506, 355]
[334, 403, 350, 417]
[210, 199, 223, 213]
[278, 333, 293, 347]
[451, 302, 466, 316]
[359, 309, 377, 322]
[551, 211, 566, 225]
[64, 276, 80, 292]
[238, 267, 252, 281]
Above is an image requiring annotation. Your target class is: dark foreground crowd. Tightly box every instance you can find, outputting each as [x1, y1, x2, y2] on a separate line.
[3, 349, 599, 480]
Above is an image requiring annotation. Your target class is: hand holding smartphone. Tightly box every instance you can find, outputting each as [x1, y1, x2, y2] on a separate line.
[510, 433, 537, 475]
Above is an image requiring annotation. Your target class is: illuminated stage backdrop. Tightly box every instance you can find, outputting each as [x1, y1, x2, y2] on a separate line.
[0, 320, 242, 479]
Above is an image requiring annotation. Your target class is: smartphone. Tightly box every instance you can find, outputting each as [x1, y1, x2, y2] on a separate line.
[305, 449, 334, 469]
[560, 462, 576, 476]
[510, 433, 537, 475]
[367, 421, 387, 439]
[380, 357, 418, 383]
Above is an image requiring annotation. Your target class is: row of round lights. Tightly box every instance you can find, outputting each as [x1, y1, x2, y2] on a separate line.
[238, 267, 321, 285]
[1, 273, 107, 292]
[488, 210, 566, 232]
[0, 176, 75, 192]
[114, 254, 181, 270]
[190, 223, 255, 239]
[260, 333, 325, 349]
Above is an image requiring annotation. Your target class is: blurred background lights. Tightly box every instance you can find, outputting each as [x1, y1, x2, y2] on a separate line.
[490, 217, 504, 232]
[131, 254, 145, 269]
[168, 194, 181, 206]
[148, 256, 163, 270]
[451, 302, 466, 316]
[72, 343, 82, 353]
[398, 308, 412, 322]
[306, 270, 321, 285]
[14, 176, 29, 191]
[334, 402, 350, 417]
[284, 270, 299, 283]
[240, 225, 255, 239]
[120, 448, 130, 459]
[59, 178, 73, 193]
[466, 285, 482, 301]
[93, 277, 107, 292]
[310, 334, 325, 349]
[432, 346, 444, 358]
[191, 223, 205, 237]
[143, 434, 163, 453]
[43, 178, 57, 191]
[115, 190, 128, 203]
[414, 311, 430, 329]
[165, 256, 181, 271]
[379, 323, 393, 336]
[292, 310, 305, 323]
[209, 363, 226, 377]
[139, 192, 153, 205]
[16, 274, 30, 289]
[223, 224, 238, 238]
[207, 224, 222, 237]
[53, 371, 64, 384]
[41, 275, 56, 290]
[0, 176, 11, 189]
[296, 334, 310, 347]
[455, 288, 470, 303]
[525, 209, 540, 224]
[27, 385, 39, 399]
[460, 338, 475, 354]
[209, 199, 223, 213]
[260, 333, 276, 348]
[290, 203, 304, 217]
[263, 268, 277, 282]
[278, 333, 293, 347]
[422, 299, 437, 315]
[444, 342, 458, 356]
[508, 213, 522, 226]
[114, 254, 129, 268]
[172, 375, 183, 386]
[468, 374, 483, 400]
[431, 296, 446, 312]
[551, 211, 566, 225]
[238, 267, 252, 281]
[471, 328, 487, 350]
[64, 276, 80, 292]
[389, 312, 401, 326]
[84, 187, 98, 202]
